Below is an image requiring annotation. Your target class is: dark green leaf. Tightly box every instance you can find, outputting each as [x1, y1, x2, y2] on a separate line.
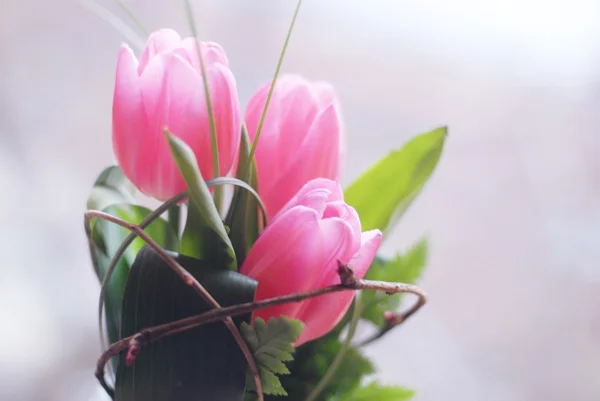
[362, 239, 428, 327]
[87, 165, 135, 211]
[268, 332, 374, 401]
[115, 245, 257, 401]
[344, 127, 446, 233]
[335, 381, 414, 401]
[241, 316, 304, 396]
[225, 125, 262, 267]
[91, 204, 178, 349]
[166, 132, 236, 268]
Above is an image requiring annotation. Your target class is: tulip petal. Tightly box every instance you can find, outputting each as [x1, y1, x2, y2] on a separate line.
[173, 39, 230, 72]
[206, 63, 241, 176]
[272, 178, 343, 223]
[137, 28, 181, 75]
[241, 206, 326, 323]
[323, 201, 362, 255]
[294, 229, 382, 345]
[137, 52, 208, 199]
[266, 105, 342, 217]
[112, 45, 146, 191]
[244, 82, 281, 186]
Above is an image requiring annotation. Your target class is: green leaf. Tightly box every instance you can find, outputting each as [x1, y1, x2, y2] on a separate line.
[166, 132, 236, 269]
[86, 165, 135, 212]
[91, 204, 178, 351]
[225, 125, 262, 267]
[268, 332, 374, 401]
[335, 381, 415, 401]
[361, 239, 428, 327]
[241, 316, 304, 396]
[115, 245, 257, 401]
[344, 127, 446, 234]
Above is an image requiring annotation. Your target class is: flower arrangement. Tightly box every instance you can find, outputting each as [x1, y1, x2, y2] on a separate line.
[84, 2, 446, 401]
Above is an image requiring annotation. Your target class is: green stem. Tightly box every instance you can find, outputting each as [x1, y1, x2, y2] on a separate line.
[166, 204, 181, 250]
[114, 0, 148, 35]
[305, 295, 363, 401]
[182, 0, 223, 211]
[243, 0, 304, 177]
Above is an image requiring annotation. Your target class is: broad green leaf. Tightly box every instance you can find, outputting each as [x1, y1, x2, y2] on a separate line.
[268, 332, 374, 401]
[90, 204, 178, 352]
[336, 381, 414, 401]
[344, 127, 446, 234]
[241, 316, 304, 396]
[361, 239, 428, 327]
[87, 165, 135, 211]
[115, 245, 257, 401]
[166, 132, 236, 269]
[225, 125, 262, 267]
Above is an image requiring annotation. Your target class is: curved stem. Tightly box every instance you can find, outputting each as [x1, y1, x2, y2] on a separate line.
[305, 295, 363, 401]
[243, 0, 304, 177]
[95, 192, 187, 365]
[166, 204, 181, 249]
[86, 210, 262, 401]
[356, 291, 427, 347]
[80, 0, 145, 51]
[182, 0, 222, 210]
[114, 0, 148, 35]
[94, 262, 427, 398]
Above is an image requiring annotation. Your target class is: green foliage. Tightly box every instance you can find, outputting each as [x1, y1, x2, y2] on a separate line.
[225, 125, 262, 267]
[165, 132, 236, 269]
[362, 239, 428, 327]
[335, 381, 414, 401]
[91, 203, 179, 347]
[241, 317, 304, 396]
[267, 332, 374, 401]
[344, 127, 446, 234]
[115, 246, 257, 401]
[86, 165, 135, 212]
[86, 166, 179, 351]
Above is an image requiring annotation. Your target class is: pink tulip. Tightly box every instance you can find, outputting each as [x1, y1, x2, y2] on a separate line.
[112, 29, 240, 200]
[240, 178, 382, 346]
[245, 75, 343, 220]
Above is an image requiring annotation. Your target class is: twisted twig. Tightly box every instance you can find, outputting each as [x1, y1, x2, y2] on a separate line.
[94, 262, 427, 397]
[85, 210, 262, 400]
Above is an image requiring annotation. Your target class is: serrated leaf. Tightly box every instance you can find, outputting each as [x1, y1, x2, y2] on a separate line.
[259, 367, 287, 396]
[269, 332, 374, 401]
[336, 381, 414, 401]
[115, 245, 257, 401]
[344, 127, 446, 234]
[256, 353, 290, 375]
[241, 316, 304, 396]
[166, 132, 236, 269]
[361, 239, 428, 327]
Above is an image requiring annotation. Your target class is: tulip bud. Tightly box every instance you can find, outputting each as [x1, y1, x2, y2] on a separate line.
[240, 179, 382, 346]
[244, 75, 343, 220]
[112, 29, 241, 200]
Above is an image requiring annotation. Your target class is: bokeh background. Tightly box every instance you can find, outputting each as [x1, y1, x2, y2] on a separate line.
[1, 0, 599, 400]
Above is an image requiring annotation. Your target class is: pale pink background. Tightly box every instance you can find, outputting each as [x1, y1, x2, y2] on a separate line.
[1, 1, 599, 401]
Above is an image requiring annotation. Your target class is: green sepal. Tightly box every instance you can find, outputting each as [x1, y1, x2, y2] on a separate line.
[166, 131, 236, 269]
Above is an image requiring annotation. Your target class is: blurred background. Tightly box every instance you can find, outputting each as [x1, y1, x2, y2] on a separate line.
[1, 0, 599, 400]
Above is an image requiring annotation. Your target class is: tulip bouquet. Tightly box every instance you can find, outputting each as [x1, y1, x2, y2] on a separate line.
[84, 2, 446, 401]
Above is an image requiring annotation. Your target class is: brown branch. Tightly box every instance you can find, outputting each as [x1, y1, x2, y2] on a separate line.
[355, 277, 427, 347]
[85, 210, 263, 401]
[95, 261, 427, 396]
